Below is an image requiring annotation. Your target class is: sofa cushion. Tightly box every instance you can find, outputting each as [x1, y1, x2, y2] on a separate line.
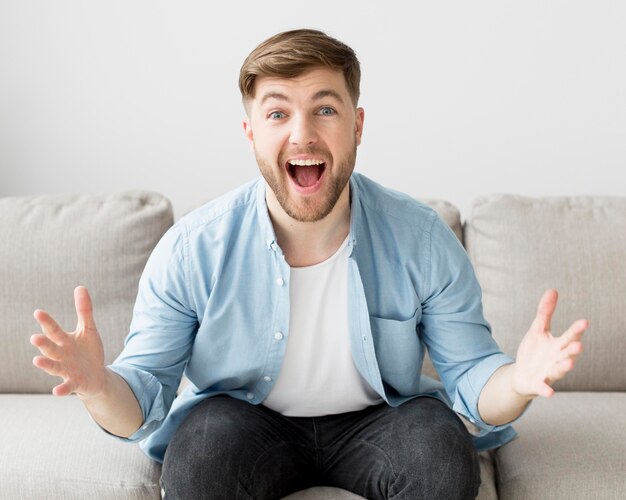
[0, 192, 173, 393]
[282, 487, 364, 499]
[464, 194, 626, 391]
[494, 392, 626, 499]
[0, 394, 161, 499]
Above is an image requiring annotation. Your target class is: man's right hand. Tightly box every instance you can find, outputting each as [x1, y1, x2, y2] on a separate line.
[31, 286, 106, 400]
[31, 286, 143, 437]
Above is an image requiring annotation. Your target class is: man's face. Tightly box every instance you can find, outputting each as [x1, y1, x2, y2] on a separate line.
[243, 67, 364, 223]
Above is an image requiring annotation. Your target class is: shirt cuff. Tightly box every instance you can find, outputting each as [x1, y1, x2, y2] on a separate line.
[102, 364, 166, 443]
[452, 353, 531, 436]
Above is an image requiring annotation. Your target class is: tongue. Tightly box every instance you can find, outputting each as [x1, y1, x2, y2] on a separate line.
[294, 165, 323, 187]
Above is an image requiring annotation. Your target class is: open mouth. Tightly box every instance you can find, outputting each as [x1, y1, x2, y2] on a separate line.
[286, 159, 326, 188]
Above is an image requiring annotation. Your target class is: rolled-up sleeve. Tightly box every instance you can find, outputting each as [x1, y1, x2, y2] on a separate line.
[107, 223, 199, 442]
[419, 214, 521, 435]
[106, 365, 166, 441]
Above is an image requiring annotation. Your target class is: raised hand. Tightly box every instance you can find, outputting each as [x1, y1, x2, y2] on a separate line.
[511, 289, 588, 399]
[31, 286, 106, 399]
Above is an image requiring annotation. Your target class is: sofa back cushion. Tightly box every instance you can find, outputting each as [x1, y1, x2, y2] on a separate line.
[0, 192, 173, 393]
[464, 194, 626, 391]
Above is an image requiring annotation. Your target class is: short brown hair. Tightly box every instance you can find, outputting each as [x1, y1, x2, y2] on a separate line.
[239, 29, 361, 110]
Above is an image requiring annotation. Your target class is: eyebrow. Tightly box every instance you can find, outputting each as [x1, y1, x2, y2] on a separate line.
[259, 89, 345, 106]
[312, 89, 344, 103]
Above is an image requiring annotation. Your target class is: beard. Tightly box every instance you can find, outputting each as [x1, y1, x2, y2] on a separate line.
[255, 141, 357, 223]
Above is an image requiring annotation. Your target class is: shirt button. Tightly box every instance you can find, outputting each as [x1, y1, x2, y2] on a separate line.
[246, 392, 254, 400]
[276, 278, 284, 286]
[274, 332, 284, 341]
[263, 376, 272, 382]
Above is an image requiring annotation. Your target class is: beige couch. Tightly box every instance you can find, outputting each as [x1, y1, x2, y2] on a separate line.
[1, 190, 624, 499]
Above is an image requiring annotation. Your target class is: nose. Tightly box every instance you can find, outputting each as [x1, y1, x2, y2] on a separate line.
[289, 114, 318, 146]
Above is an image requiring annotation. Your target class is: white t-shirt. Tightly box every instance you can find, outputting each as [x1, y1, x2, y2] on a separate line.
[263, 236, 383, 416]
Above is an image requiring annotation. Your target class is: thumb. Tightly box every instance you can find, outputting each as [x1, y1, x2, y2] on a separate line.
[537, 381, 555, 399]
[74, 286, 96, 330]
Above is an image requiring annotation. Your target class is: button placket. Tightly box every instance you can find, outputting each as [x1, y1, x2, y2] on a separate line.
[264, 242, 289, 399]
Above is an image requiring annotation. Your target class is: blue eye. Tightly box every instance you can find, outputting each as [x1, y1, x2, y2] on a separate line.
[269, 111, 285, 120]
[319, 107, 336, 116]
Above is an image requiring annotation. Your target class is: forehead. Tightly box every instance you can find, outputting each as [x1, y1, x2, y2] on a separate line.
[253, 67, 350, 104]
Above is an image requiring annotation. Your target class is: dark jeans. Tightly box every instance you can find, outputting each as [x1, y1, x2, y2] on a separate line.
[161, 395, 480, 500]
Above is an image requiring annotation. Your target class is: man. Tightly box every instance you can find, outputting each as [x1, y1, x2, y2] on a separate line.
[31, 29, 587, 499]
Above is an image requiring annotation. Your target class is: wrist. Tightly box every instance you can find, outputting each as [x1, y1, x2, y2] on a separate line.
[77, 366, 111, 403]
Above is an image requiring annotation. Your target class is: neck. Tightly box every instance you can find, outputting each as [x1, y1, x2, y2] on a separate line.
[266, 184, 351, 267]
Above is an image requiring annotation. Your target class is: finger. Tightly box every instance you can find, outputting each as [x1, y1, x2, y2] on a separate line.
[537, 381, 555, 398]
[557, 319, 588, 349]
[33, 310, 67, 344]
[531, 289, 558, 332]
[564, 341, 583, 357]
[74, 286, 96, 331]
[53, 381, 75, 397]
[32, 356, 64, 377]
[550, 358, 576, 381]
[30, 334, 64, 361]
[558, 342, 583, 363]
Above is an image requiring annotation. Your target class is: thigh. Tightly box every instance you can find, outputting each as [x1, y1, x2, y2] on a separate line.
[321, 397, 480, 500]
[161, 396, 318, 500]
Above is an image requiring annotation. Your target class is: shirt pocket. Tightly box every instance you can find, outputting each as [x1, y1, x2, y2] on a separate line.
[369, 309, 424, 395]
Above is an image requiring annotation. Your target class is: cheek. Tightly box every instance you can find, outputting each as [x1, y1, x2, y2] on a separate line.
[254, 133, 286, 167]
[255, 128, 285, 151]
[328, 130, 355, 153]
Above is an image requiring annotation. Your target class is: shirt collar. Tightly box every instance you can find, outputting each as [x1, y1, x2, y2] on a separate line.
[347, 173, 361, 256]
[255, 178, 283, 255]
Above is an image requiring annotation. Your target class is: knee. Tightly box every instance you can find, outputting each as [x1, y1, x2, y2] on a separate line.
[161, 423, 234, 499]
[163, 398, 244, 469]
[391, 401, 480, 498]
[160, 398, 255, 499]
[426, 408, 478, 466]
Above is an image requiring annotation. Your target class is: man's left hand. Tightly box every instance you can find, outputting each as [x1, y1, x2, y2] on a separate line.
[511, 289, 588, 399]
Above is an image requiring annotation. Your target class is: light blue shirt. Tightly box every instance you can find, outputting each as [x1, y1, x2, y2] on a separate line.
[110, 172, 519, 462]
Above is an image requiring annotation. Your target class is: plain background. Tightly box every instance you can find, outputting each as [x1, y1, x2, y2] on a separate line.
[1, 1, 624, 220]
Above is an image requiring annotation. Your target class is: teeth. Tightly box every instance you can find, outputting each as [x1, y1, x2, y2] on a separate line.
[288, 159, 325, 166]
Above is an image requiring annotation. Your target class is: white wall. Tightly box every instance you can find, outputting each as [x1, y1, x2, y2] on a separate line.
[1, 1, 624, 220]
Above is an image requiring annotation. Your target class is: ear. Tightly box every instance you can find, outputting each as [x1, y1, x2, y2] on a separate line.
[242, 117, 255, 151]
[355, 107, 365, 146]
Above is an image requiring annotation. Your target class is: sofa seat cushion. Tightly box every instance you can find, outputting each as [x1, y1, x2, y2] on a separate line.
[283, 487, 364, 499]
[495, 392, 626, 499]
[0, 395, 161, 499]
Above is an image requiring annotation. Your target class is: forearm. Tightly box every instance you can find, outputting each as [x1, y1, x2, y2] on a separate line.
[477, 362, 534, 426]
[80, 368, 143, 438]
